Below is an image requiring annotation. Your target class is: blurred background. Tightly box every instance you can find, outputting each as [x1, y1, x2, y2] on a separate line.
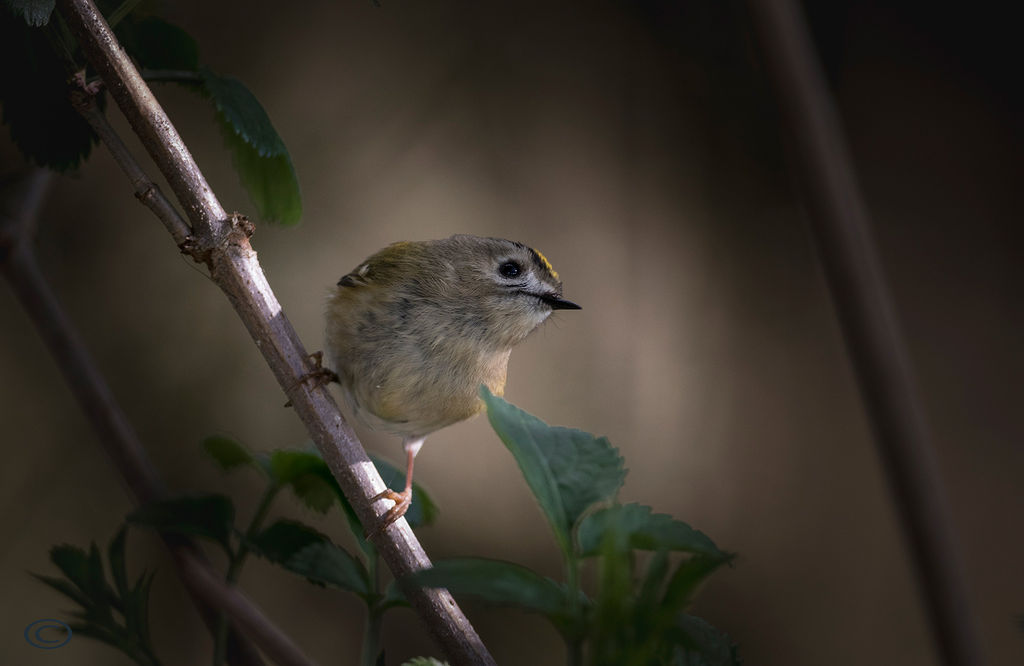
[2, 0, 1021, 664]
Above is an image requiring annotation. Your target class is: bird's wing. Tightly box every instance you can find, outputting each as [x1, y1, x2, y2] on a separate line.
[337, 241, 420, 289]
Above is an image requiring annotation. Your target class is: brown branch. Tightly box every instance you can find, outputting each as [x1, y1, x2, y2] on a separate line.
[56, 0, 495, 663]
[746, 2, 986, 666]
[0, 168, 269, 666]
[69, 85, 192, 249]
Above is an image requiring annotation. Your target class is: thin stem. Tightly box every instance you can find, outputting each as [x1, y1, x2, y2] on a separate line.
[69, 87, 192, 248]
[105, 0, 142, 29]
[360, 552, 384, 666]
[0, 170, 266, 666]
[360, 607, 383, 666]
[746, 2, 985, 666]
[231, 484, 280, 583]
[564, 547, 583, 666]
[215, 484, 281, 665]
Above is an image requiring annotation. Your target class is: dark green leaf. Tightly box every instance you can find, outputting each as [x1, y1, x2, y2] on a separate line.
[123, 569, 156, 649]
[48, 544, 89, 590]
[409, 558, 577, 628]
[202, 435, 256, 473]
[0, 13, 99, 169]
[270, 450, 335, 513]
[286, 540, 370, 595]
[118, 16, 198, 71]
[380, 579, 410, 611]
[200, 67, 301, 225]
[662, 555, 730, 614]
[481, 387, 625, 554]
[249, 519, 328, 563]
[136, 571, 157, 649]
[250, 519, 370, 595]
[31, 573, 93, 609]
[402, 659, 448, 666]
[107, 526, 129, 599]
[577, 503, 725, 559]
[269, 449, 323, 484]
[637, 550, 671, 612]
[265, 448, 369, 552]
[127, 494, 235, 555]
[5, 0, 54, 26]
[48, 543, 115, 621]
[671, 615, 742, 666]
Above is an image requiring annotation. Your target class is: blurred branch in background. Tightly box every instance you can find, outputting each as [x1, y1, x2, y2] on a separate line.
[52, 0, 495, 663]
[0, 167, 274, 666]
[747, 1, 985, 665]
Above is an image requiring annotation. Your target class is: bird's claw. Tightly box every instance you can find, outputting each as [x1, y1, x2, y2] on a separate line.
[366, 488, 412, 537]
[298, 351, 339, 387]
[285, 351, 339, 407]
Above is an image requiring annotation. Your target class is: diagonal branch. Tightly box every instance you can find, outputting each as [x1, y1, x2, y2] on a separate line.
[56, 0, 495, 663]
[746, 2, 985, 665]
[0, 167, 270, 666]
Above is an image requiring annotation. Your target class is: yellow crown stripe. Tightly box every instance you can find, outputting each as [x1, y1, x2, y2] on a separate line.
[533, 248, 559, 280]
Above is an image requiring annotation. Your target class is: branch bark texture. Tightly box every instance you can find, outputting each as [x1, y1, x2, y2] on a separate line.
[56, 0, 495, 663]
[746, 2, 985, 665]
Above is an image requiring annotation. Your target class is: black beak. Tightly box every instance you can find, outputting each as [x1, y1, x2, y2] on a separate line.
[540, 293, 582, 310]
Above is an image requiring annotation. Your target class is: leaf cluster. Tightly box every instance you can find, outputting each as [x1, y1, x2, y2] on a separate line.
[32, 527, 160, 666]
[126, 437, 436, 664]
[0, 0, 302, 224]
[32, 395, 736, 665]
[410, 389, 740, 665]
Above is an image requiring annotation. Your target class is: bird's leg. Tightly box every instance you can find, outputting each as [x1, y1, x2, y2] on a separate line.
[370, 436, 424, 531]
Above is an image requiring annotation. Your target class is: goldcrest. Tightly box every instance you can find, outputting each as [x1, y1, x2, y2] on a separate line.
[324, 234, 580, 529]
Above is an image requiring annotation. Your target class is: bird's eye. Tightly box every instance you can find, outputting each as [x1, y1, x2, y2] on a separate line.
[498, 261, 521, 278]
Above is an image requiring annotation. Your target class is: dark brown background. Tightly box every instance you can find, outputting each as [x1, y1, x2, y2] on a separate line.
[2, 1, 1021, 664]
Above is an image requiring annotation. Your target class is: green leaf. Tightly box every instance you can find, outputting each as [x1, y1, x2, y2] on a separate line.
[200, 67, 302, 225]
[270, 449, 336, 513]
[662, 555, 730, 614]
[248, 519, 327, 562]
[380, 579, 410, 611]
[671, 615, 742, 666]
[402, 659, 448, 666]
[118, 16, 198, 71]
[0, 13, 99, 170]
[49, 544, 115, 618]
[5, 0, 54, 25]
[250, 519, 370, 595]
[409, 558, 578, 629]
[481, 387, 625, 554]
[127, 494, 235, 555]
[577, 503, 726, 559]
[31, 573, 93, 609]
[287, 540, 370, 595]
[202, 435, 257, 473]
[637, 550, 670, 612]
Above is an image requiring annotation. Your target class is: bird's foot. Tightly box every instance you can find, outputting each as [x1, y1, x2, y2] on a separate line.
[298, 351, 339, 387]
[367, 487, 412, 536]
[285, 351, 339, 407]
